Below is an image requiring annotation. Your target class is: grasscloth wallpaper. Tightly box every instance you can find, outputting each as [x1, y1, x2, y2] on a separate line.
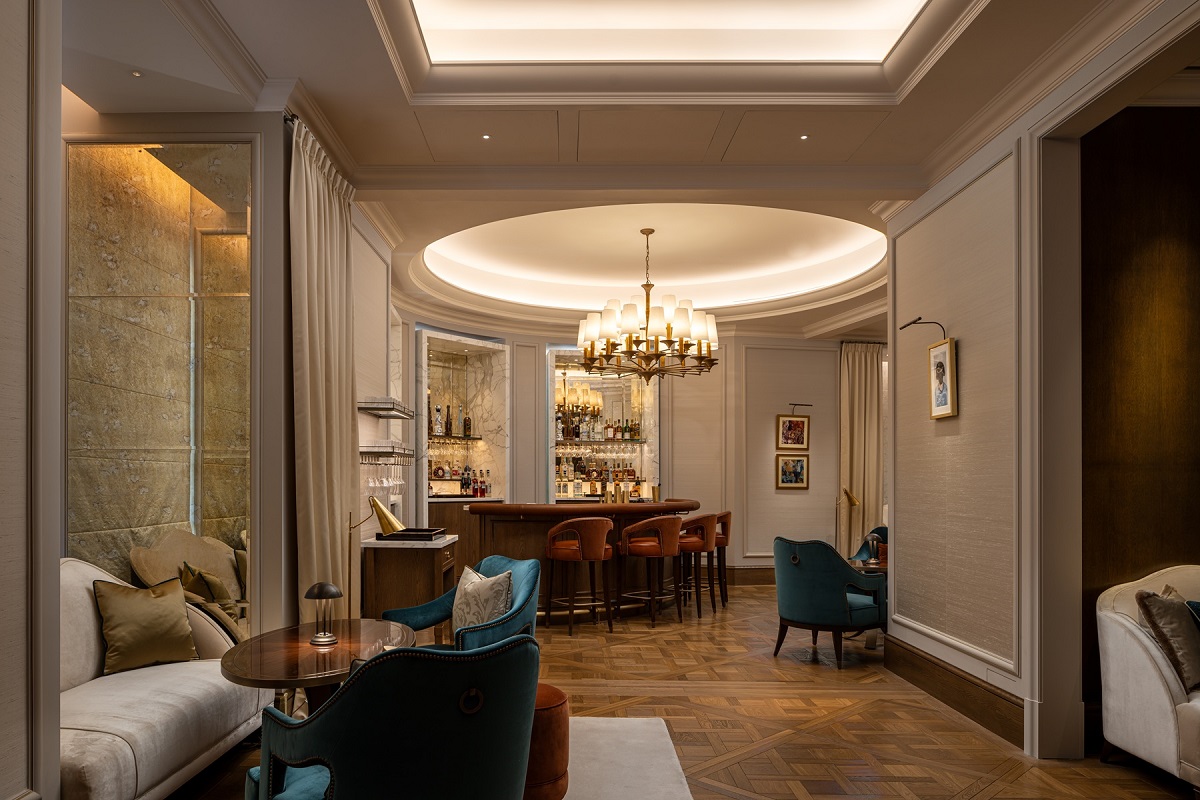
[893, 155, 1017, 665]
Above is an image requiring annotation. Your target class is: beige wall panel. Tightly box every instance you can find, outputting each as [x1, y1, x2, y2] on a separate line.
[353, 230, 389, 402]
[893, 155, 1017, 664]
[723, 109, 889, 163]
[0, 0, 29, 790]
[510, 342, 542, 504]
[667, 362, 724, 515]
[68, 221, 190, 296]
[67, 450, 190, 533]
[68, 299, 191, 398]
[741, 343, 839, 557]
[578, 109, 723, 163]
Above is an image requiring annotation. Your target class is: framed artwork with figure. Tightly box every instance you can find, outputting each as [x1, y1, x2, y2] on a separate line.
[928, 338, 958, 419]
[776, 455, 808, 489]
[776, 414, 809, 450]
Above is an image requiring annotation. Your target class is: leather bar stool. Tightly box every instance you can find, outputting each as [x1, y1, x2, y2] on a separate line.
[715, 511, 732, 607]
[545, 517, 614, 636]
[617, 515, 683, 627]
[678, 514, 718, 618]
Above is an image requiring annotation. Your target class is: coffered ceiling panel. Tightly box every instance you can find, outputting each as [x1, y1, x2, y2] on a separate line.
[723, 110, 890, 163]
[413, 109, 561, 164]
[577, 110, 724, 163]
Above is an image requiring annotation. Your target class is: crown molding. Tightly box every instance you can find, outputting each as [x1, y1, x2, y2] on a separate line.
[162, 0, 265, 106]
[286, 80, 359, 179]
[367, 0, 984, 106]
[921, 0, 1160, 184]
[355, 201, 407, 250]
[1131, 69, 1200, 104]
[869, 199, 913, 223]
[255, 78, 296, 112]
[351, 163, 927, 192]
[800, 297, 889, 339]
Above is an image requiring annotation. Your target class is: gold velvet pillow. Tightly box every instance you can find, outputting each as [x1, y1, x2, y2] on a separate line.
[1136, 589, 1200, 690]
[182, 562, 232, 604]
[93, 578, 197, 674]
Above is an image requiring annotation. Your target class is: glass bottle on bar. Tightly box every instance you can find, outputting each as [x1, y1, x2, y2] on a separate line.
[445, 402, 453, 436]
[434, 404, 444, 436]
[463, 409, 472, 437]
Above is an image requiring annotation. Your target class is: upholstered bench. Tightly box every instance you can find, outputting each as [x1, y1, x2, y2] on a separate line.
[60, 558, 272, 800]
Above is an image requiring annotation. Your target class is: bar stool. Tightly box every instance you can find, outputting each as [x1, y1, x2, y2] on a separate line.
[678, 514, 718, 617]
[545, 517, 614, 636]
[617, 515, 683, 627]
[715, 511, 732, 607]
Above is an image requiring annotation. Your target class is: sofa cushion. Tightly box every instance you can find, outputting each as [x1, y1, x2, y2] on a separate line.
[1136, 590, 1200, 690]
[93, 578, 197, 674]
[60, 660, 268, 797]
[60, 728, 139, 800]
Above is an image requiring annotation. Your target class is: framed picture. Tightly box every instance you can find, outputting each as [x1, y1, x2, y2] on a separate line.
[928, 337, 958, 419]
[776, 454, 809, 489]
[776, 414, 810, 450]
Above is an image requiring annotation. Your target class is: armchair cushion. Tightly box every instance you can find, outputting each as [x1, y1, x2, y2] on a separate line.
[92, 577, 197, 674]
[245, 765, 329, 800]
[1136, 590, 1200, 690]
[452, 565, 512, 631]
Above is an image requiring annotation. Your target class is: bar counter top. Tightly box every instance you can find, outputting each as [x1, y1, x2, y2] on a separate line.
[468, 499, 700, 517]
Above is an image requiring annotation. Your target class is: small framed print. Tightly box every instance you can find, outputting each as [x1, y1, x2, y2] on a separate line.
[776, 455, 809, 489]
[776, 414, 809, 450]
[928, 338, 958, 419]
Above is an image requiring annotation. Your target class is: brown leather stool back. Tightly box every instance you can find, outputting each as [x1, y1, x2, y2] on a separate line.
[546, 517, 614, 562]
[620, 515, 683, 557]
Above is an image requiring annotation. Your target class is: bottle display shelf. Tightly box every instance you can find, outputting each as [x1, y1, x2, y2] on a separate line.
[357, 397, 415, 419]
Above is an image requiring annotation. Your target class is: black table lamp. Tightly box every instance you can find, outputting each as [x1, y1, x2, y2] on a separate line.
[304, 581, 343, 646]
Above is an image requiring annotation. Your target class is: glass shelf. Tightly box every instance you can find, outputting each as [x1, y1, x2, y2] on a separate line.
[357, 396, 415, 419]
[555, 439, 644, 445]
[430, 434, 483, 441]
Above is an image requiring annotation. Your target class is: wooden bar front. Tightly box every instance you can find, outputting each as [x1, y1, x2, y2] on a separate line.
[468, 500, 700, 613]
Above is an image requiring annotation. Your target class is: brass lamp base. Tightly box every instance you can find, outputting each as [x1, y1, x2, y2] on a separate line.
[310, 630, 338, 646]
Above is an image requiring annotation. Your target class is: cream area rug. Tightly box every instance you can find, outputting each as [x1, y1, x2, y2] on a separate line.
[564, 717, 693, 800]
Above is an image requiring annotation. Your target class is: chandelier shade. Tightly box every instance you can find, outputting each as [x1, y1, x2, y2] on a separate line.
[577, 228, 719, 383]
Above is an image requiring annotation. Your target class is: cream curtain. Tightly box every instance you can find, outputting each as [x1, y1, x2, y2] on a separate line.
[838, 342, 884, 556]
[290, 120, 359, 622]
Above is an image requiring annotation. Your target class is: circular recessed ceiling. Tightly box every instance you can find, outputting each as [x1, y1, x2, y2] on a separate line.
[421, 203, 885, 313]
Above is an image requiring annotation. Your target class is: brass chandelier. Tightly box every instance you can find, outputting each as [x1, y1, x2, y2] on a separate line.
[576, 228, 718, 383]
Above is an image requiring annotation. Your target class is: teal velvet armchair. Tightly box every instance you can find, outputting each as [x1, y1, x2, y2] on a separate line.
[773, 537, 886, 669]
[244, 634, 541, 800]
[382, 555, 541, 650]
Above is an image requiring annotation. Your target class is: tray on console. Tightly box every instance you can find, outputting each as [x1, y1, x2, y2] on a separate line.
[376, 527, 446, 542]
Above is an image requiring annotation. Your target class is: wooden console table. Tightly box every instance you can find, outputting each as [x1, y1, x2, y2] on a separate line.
[361, 535, 458, 641]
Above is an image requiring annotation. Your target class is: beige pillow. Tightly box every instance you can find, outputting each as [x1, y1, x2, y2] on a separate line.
[93, 578, 197, 674]
[1136, 590, 1200, 690]
[452, 566, 513, 632]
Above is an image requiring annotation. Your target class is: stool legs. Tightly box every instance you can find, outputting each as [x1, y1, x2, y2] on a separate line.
[566, 561, 576, 636]
[717, 546, 728, 607]
[546, 559, 555, 629]
[601, 560, 612, 632]
[707, 551, 717, 613]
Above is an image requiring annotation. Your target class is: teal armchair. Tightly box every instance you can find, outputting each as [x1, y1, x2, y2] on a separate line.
[244, 634, 540, 800]
[382, 555, 541, 650]
[773, 537, 886, 668]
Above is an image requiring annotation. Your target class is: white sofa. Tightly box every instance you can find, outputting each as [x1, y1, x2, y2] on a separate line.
[1097, 564, 1200, 792]
[60, 557, 273, 800]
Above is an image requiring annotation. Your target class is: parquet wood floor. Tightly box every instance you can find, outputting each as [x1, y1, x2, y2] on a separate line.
[170, 586, 1193, 799]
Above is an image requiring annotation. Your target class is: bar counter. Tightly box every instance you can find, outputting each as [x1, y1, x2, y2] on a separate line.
[465, 500, 701, 611]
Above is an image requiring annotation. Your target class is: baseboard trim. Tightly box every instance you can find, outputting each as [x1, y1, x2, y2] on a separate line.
[727, 566, 774, 586]
[884, 636, 1024, 747]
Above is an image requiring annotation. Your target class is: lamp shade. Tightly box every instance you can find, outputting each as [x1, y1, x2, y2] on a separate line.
[576, 319, 587, 348]
[584, 312, 601, 342]
[599, 308, 619, 340]
[690, 312, 708, 342]
[304, 581, 343, 600]
[605, 298, 621, 312]
[706, 313, 719, 348]
[647, 307, 667, 338]
[671, 307, 691, 340]
[369, 495, 405, 533]
[620, 303, 640, 334]
[661, 294, 677, 319]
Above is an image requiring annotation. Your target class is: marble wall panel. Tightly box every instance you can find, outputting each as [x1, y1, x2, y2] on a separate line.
[200, 234, 250, 293]
[202, 405, 249, 451]
[68, 379, 190, 450]
[69, 299, 190, 400]
[202, 457, 249, 520]
[201, 518, 248, 552]
[152, 143, 251, 214]
[67, 522, 193, 584]
[202, 295, 250, 353]
[67, 449, 190, 533]
[69, 223, 190, 297]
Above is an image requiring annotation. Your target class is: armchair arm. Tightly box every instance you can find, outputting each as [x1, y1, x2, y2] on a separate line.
[381, 586, 455, 631]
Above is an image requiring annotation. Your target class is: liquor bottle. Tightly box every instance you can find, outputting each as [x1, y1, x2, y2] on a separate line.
[463, 409, 472, 437]
[485, 469, 492, 496]
[457, 404, 464, 435]
[632, 418, 640, 440]
[445, 404, 453, 437]
[572, 415, 581, 440]
[434, 404, 444, 436]
[427, 393, 433, 437]
[625, 461, 636, 481]
[472, 472, 480, 497]
[623, 419, 630, 440]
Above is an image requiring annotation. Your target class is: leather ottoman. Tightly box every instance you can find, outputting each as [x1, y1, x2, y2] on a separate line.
[524, 682, 570, 800]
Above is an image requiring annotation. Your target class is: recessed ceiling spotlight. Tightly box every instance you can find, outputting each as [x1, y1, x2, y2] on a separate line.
[481, 134, 491, 140]
[131, 70, 143, 78]
[800, 134, 809, 140]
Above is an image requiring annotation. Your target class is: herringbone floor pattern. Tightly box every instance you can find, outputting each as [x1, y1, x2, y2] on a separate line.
[172, 586, 1193, 799]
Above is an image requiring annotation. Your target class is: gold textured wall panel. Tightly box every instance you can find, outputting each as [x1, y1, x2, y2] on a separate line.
[893, 155, 1017, 664]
